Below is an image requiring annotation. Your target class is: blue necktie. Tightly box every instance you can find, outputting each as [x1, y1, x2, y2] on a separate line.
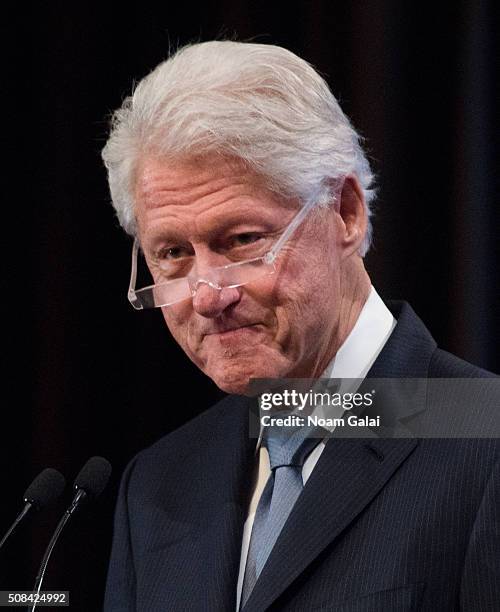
[240, 425, 320, 608]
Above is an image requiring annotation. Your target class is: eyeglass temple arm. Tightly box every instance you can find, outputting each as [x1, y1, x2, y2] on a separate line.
[128, 239, 144, 310]
[265, 184, 341, 264]
[266, 198, 316, 262]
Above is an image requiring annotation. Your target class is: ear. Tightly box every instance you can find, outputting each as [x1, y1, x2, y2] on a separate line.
[335, 175, 368, 258]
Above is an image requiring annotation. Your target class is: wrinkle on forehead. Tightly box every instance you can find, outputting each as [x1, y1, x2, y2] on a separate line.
[135, 155, 261, 210]
[134, 154, 298, 243]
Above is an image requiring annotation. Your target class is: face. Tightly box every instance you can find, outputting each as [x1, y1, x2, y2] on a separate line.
[134, 155, 359, 395]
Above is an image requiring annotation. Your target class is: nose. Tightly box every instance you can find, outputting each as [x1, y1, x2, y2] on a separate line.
[192, 282, 241, 318]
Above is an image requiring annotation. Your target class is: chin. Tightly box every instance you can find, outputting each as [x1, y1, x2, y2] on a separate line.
[215, 378, 253, 396]
[205, 355, 288, 396]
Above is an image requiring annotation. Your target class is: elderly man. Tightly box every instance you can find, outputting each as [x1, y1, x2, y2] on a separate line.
[102, 42, 499, 611]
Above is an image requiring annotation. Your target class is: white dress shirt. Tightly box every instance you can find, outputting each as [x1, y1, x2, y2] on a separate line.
[235, 286, 396, 609]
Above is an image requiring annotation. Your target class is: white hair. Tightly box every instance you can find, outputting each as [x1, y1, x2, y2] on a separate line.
[102, 40, 375, 255]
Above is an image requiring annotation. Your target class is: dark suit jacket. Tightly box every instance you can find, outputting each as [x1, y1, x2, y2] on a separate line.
[104, 302, 500, 611]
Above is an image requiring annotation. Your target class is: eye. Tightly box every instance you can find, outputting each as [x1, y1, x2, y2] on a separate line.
[229, 233, 264, 248]
[157, 245, 193, 261]
[153, 245, 195, 275]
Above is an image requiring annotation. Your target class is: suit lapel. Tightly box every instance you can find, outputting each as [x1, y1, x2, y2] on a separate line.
[242, 437, 418, 612]
[367, 301, 437, 379]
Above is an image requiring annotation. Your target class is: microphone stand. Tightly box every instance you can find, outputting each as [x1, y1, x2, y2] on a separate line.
[0, 503, 33, 552]
[28, 490, 87, 612]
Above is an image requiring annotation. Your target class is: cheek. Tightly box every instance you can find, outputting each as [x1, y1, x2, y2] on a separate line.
[273, 251, 337, 307]
[161, 303, 191, 346]
[270, 255, 339, 336]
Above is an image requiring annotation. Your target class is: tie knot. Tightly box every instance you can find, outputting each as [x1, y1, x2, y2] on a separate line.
[264, 425, 320, 470]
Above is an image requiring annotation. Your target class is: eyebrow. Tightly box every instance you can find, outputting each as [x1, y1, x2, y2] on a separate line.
[146, 212, 279, 249]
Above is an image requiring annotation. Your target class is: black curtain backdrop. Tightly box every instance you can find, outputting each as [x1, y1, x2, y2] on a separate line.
[1, 2, 498, 610]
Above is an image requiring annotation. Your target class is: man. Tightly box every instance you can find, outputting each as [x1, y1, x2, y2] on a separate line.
[102, 41, 499, 611]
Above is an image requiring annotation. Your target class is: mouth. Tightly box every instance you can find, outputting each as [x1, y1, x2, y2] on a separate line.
[204, 324, 263, 343]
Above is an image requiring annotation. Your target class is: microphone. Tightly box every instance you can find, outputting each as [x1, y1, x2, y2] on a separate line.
[29, 457, 112, 611]
[0, 468, 66, 552]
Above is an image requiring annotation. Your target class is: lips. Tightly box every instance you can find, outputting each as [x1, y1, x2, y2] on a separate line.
[204, 323, 263, 342]
[206, 323, 256, 336]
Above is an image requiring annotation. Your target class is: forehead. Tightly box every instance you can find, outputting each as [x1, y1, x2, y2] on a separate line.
[135, 155, 256, 203]
[133, 155, 296, 238]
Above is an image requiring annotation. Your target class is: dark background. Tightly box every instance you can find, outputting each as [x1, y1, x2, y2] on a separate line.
[1, 2, 498, 610]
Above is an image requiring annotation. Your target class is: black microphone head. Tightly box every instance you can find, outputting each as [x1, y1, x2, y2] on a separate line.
[23, 468, 66, 509]
[73, 456, 112, 501]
